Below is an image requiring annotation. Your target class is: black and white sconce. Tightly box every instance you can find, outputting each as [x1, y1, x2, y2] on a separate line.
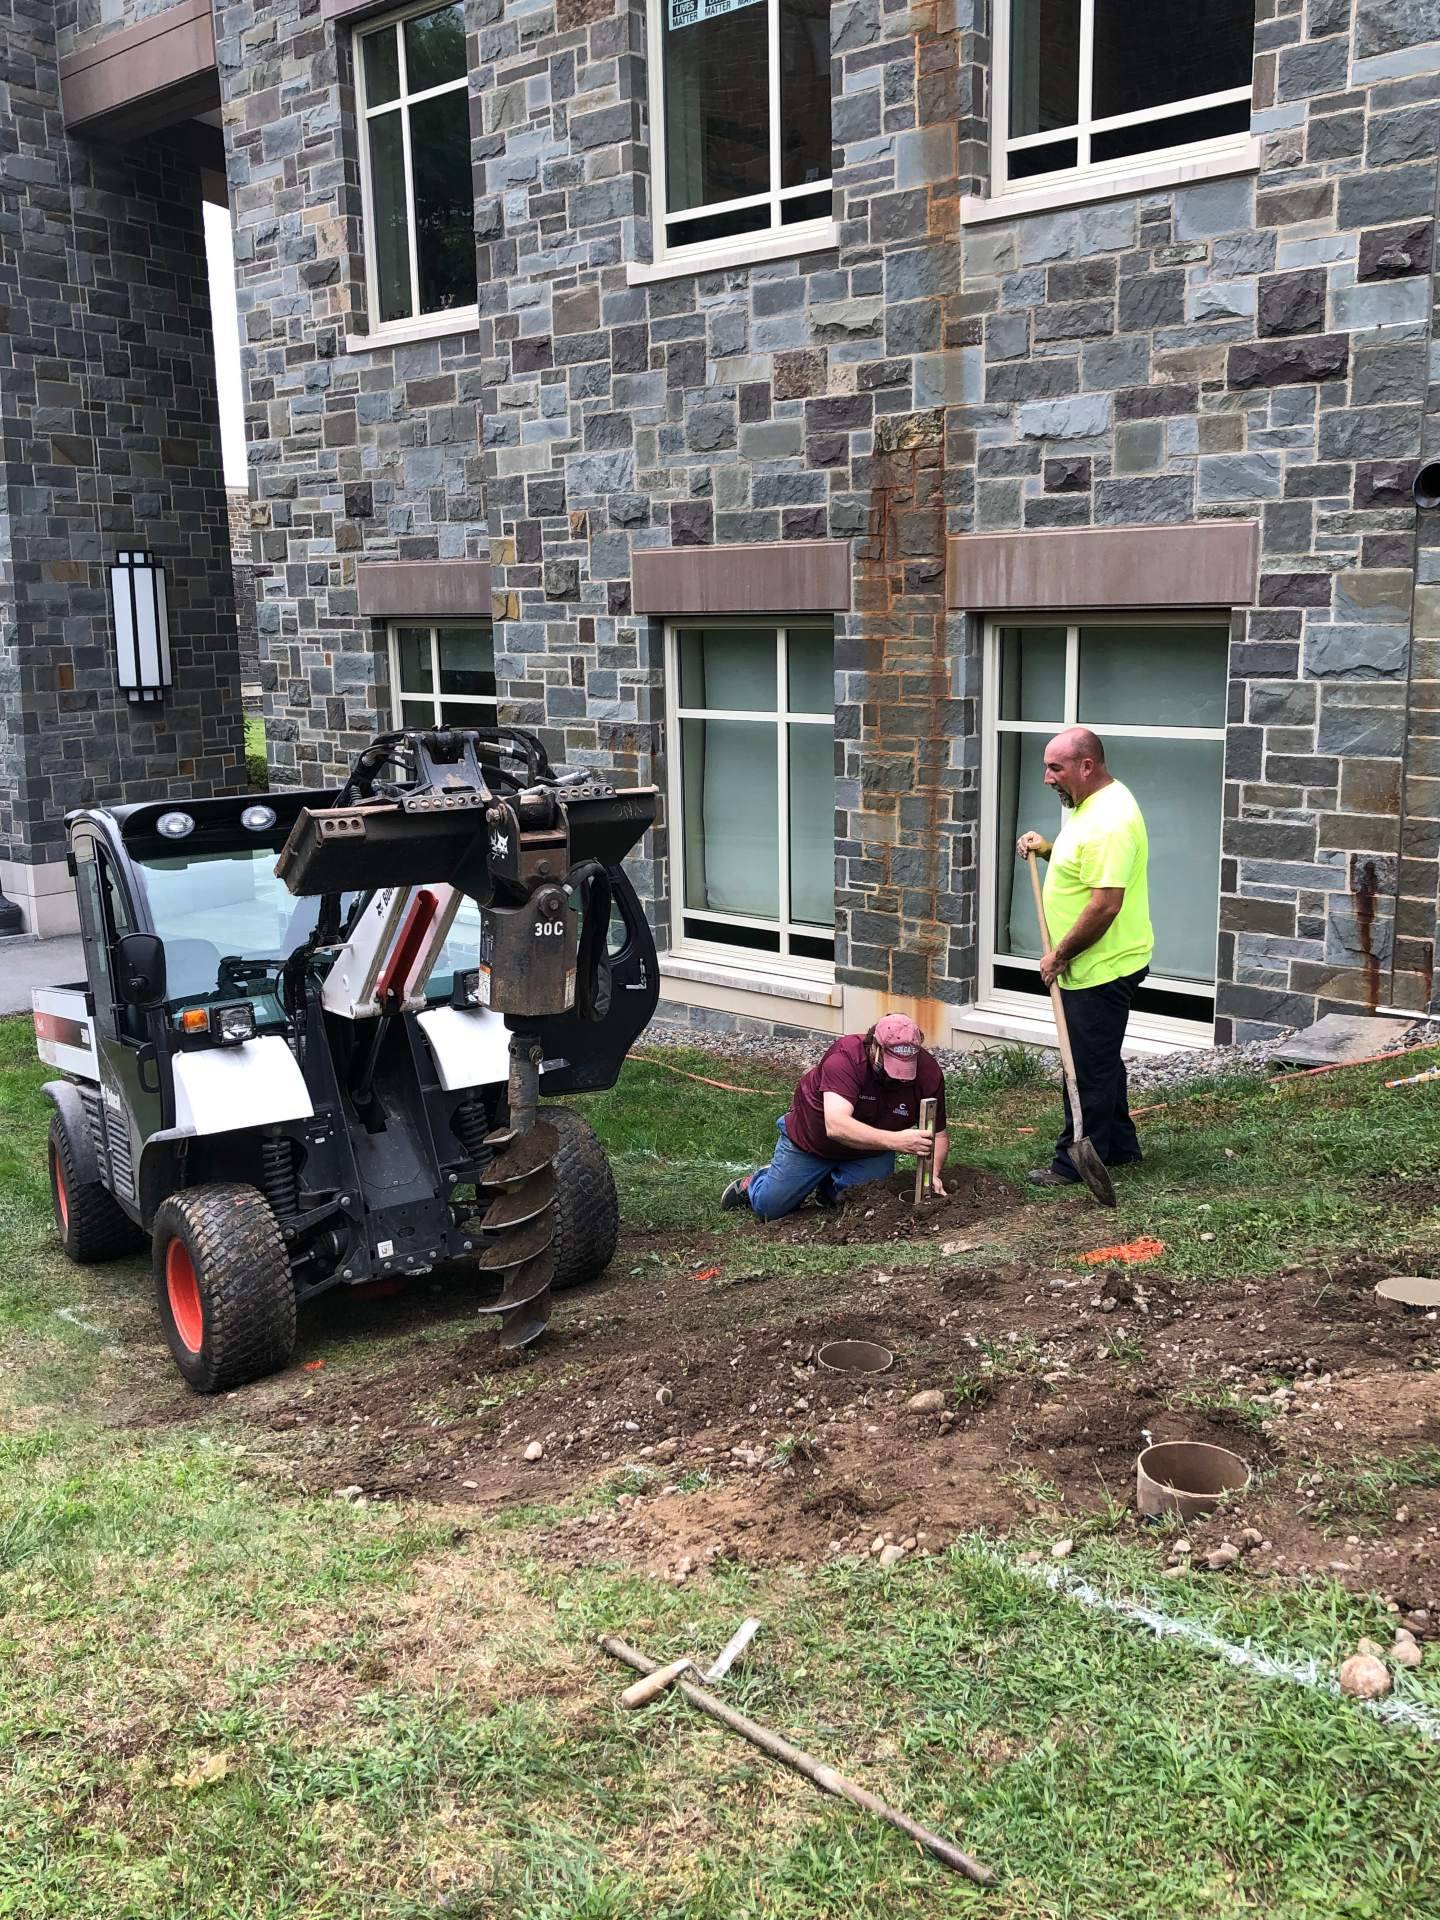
[109, 550, 173, 703]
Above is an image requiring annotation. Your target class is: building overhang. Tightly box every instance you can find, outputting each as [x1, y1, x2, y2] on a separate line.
[946, 521, 1259, 612]
[356, 561, 494, 620]
[60, 0, 220, 143]
[632, 540, 852, 616]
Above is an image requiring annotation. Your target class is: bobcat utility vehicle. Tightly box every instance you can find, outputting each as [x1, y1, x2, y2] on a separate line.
[34, 727, 658, 1391]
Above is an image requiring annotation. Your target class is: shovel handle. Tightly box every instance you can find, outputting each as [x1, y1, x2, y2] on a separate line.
[620, 1656, 693, 1708]
[1025, 853, 1087, 1141]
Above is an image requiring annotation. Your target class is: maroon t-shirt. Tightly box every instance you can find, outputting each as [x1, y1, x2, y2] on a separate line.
[784, 1034, 947, 1161]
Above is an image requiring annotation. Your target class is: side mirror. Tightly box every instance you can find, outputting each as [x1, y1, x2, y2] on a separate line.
[115, 931, 167, 1008]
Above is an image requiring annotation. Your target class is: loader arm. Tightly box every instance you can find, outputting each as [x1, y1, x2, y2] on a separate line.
[274, 727, 656, 1348]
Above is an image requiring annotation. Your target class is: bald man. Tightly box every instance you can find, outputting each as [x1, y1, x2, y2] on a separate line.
[1017, 727, 1153, 1188]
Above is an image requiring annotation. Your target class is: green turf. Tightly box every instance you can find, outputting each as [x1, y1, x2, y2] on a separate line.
[3, 1018, 1440, 1916]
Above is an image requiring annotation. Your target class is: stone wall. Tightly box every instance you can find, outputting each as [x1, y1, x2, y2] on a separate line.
[207, 0, 1438, 1028]
[0, 0, 243, 900]
[215, 0, 496, 788]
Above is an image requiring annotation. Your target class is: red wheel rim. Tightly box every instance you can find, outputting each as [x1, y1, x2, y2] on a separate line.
[165, 1238, 204, 1353]
[52, 1147, 70, 1235]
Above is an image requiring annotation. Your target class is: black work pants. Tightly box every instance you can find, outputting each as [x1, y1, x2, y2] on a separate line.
[1052, 967, 1147, 1178]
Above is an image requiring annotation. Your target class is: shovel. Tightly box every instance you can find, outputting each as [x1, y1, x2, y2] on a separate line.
[1026, 853, 1116, 1208]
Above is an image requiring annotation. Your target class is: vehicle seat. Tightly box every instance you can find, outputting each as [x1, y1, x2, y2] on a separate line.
[162, 937, 225, 1001]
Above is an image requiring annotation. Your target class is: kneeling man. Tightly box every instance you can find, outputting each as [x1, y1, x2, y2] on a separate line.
[721, 1015, 949, 1222]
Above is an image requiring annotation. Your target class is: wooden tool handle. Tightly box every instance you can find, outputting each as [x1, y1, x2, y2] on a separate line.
[1025, 853, 1086, 1137]
[620, 1656, 692, 1708]
[599, 1636, 995, 1886]
[912, 1097, 938, 1204]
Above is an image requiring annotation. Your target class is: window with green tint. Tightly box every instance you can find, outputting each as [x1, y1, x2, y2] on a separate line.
[998, 626, 1066, 723]
[989, 618, 1227, 1009]
[671, 623, 834, 965]
[786, 628, 835, 715]
[678, 630, 777, 712]
[359, 3, 476, 325]
[1078, 624, 1230, 730]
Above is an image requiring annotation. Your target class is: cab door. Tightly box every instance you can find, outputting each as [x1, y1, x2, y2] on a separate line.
[534, 867, 660, 1096]
[70, 830, 163, 1216]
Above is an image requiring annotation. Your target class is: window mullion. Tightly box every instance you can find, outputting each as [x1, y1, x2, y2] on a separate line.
[395, 29, 422, 325]
[1064, 626, 1079, 721]
[430, 626, 442, 724]
[775, 626, 790, 956]
[1077, 0, 1095, 169]
[767, 0, 781, 235]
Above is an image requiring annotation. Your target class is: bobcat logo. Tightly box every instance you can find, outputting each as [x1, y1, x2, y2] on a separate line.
[489, 830, 510, 857]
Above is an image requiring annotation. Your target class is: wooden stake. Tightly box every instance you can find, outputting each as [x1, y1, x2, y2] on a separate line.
[599, 1635, 995, 1885]
[913, 1096, 938, 1204]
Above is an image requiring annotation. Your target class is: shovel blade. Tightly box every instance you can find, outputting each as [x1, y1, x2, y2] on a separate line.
[1071, 1136, 1116, 1208]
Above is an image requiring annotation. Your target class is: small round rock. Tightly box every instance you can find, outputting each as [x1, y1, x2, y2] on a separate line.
[523, 1440, 544, 1463]
[1339, 1653, 1392, 1700]
[907, 1390, 947, 1414]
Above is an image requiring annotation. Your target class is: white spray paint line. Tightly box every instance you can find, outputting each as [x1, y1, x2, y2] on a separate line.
[984, 1549, 1440, 1744]
[55, 1305, 111, 1339]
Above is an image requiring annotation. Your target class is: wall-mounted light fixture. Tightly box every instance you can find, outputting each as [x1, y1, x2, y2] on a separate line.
[109, 550, 172, 703]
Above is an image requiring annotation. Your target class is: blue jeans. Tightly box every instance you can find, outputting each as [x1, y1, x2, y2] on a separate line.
[745, 1117, 896, 1222]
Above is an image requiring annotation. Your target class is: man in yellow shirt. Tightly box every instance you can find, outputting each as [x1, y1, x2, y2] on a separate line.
[1017, 727, 1154, 1189]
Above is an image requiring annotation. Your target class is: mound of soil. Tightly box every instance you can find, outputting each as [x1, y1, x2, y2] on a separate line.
[771, 1167, 1023, 1244]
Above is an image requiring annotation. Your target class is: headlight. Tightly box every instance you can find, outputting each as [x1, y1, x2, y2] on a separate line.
[241, 804, 277, 832]
[178, 1001, 257, 1047]
[157, 811, 194, 839]
[453, 968, 489, 1008]
[212, 1001, 258, 1047]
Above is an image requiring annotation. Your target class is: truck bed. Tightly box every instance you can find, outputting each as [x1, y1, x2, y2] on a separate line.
[33, 986, 98, 1081]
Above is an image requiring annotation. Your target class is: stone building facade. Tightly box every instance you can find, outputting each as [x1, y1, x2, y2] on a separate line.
[0, 1, 245, 933]
[8, 0, 1439, 1050]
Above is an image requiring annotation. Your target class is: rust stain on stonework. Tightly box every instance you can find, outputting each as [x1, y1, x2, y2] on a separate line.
[1350, 856, 1381, 1013]
[846, 16, 963, 1006]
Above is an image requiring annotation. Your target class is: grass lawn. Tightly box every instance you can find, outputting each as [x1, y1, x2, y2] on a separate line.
[3, 1015, 1440, 1917]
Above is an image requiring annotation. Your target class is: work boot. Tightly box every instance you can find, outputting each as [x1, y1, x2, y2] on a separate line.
[720, 1173, 754, 1212]
[1027, 1166, 1080, 1188]
[813, 1178, 840, 1212]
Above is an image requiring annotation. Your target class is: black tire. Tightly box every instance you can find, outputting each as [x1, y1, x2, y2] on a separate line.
[545, 1106, 619, 1291]
[48, 1110, 143, 1263]
[152, 1183, 296, 1393]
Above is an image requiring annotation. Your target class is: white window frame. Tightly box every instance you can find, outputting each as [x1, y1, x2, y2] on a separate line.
[387, 619, 497, 726]
[665, 619, 835, 981]
[977, 613, 1228, 1047]
[989, 0, 1255, 204]
[354, 0, 479, 343]
[637, 0, 836, 282]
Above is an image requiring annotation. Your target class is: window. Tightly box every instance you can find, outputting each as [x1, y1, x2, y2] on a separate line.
[388, 621, 496, 728]
[356, 1, 476, 329]
[981, 618, 1228, 1030]
[647, 0, 832, 266]
[995, 0, 1255, 194]
[667, 622, 834, 969]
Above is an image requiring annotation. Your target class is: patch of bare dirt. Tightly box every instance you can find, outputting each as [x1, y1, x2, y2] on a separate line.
[124, 1180, 1440, 1619]
[769, 1167, 1023, 1244]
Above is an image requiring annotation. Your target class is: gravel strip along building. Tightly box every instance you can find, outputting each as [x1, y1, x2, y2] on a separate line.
[3, 0, 1438, 1051]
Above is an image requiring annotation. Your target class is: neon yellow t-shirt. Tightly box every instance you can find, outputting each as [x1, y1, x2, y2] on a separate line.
[1041, 778, 1154, 990]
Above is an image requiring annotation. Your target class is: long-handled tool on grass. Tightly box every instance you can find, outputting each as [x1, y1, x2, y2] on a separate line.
[1026, 853, 1115, 1208]
[600, 1633, 995, 1885]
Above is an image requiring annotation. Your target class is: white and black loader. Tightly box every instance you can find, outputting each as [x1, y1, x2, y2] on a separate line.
[34, 727, 659, 1391]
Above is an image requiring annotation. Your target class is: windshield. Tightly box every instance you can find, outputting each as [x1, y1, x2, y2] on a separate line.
[134, 848, 341, 1006]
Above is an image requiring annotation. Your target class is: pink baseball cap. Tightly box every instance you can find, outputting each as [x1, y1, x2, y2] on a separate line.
[873, 1013, 923, 1080]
